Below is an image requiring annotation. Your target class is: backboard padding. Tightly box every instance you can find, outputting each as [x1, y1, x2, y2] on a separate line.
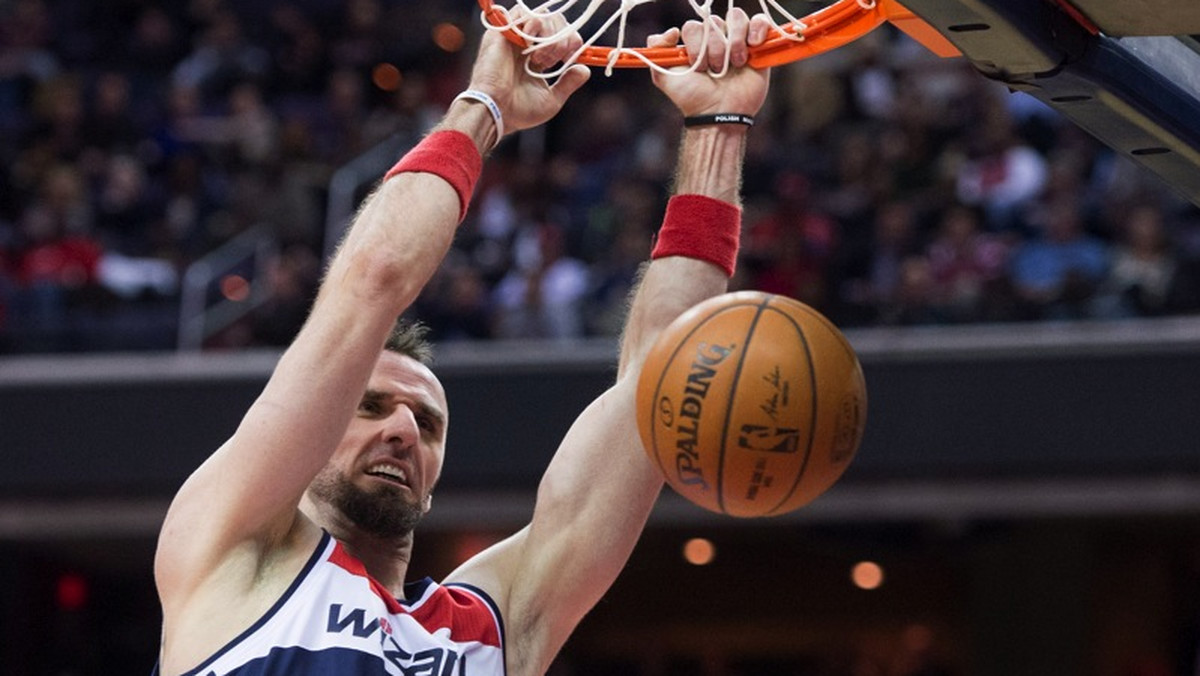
[1068, 0, 1200, 36]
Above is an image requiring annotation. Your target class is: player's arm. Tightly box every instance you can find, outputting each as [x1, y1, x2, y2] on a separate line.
[154, 28, 589, 605]
[446, 11, 771, 674]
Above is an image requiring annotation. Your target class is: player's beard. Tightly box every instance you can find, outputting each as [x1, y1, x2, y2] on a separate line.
[309, 468, 425, 538]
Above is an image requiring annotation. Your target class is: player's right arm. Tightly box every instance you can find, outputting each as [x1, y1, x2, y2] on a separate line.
[152, 104, 486, 661]
[153, 25, 588, 670]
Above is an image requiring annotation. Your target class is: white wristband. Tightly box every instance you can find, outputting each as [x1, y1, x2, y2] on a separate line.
[453, 89, 504, 147]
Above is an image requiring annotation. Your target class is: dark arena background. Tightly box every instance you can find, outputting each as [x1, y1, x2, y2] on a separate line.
[3, 1, 1200, 675]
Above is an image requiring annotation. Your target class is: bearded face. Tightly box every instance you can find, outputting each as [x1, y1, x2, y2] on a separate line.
[308, 467, 427, 538]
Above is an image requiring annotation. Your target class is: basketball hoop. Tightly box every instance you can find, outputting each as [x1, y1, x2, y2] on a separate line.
[477, 0, 957, 77]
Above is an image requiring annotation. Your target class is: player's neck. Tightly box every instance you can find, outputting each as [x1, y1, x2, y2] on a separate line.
[299, 497, 415, 594]
[335, 527, 415, 595]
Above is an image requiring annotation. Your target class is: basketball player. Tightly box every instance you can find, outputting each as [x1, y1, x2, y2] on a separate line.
[153, 9, 771, 676]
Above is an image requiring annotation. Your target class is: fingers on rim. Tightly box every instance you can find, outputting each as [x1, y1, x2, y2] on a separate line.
[705, 16, 727, 71]
[748, 13, 773, 47]
[537, 38, 575, 69]
[525, 16, 582, 71]
[647, 26, 681, 49]
[681, 19, 706, 68]
[726, 8, 750, 66]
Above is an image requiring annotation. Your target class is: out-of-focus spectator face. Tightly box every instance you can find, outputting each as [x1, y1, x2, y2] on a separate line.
[188, 0, 224, 23]
[134, 7, 174, 50]
[394, 74, 430, 117]
[875, 201, 915, 247]
[1125, 205, 1167, 253]
[773, 169, 811, 208]
[20, 203, 57, 242]
[835, 130, 875, 180]
[968, 97, 1016, 157]
[897, 257, 934, 304]
[327, 69, 364, 118]
[167, 83, 202, 119]
[607, 178, 658, 229]
[229, 82, 264, 116]
[1043, 199, 1083, 243]
[36, 76, 84, 128]
[278, 118, 315, 161]
[939, 205, 979, 247]
[101, 156, 146, 207]
[41, 165, 85, 214]
[268, 245, 320, 299]
[94, 72, 132, 117]
[208, 10, 245, 51]
[4, 0, 50, 50]
[446, 265, 486, 313]
[347, 0, 382, 33]
[613, 223, 651, 263]
[167, 153, 202, 193]
[576, 93, 634, 156]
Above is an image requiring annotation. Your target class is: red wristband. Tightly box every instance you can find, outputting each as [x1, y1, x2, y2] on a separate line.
[651, 194, 741, 277]
[384, 130, 482, 223]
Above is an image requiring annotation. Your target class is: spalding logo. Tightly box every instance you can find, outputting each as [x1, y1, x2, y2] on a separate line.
[669, 342, 736, 491]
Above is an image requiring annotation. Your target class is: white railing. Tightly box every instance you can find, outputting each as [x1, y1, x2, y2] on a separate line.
[323, 133, 418, 261]
[176, 225, 278, 350]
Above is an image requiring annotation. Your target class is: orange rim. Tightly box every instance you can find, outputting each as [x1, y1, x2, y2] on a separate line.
[479, 0, 895, 69]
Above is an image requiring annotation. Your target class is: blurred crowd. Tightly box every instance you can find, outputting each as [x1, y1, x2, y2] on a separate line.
[3, 0, 1199, 354]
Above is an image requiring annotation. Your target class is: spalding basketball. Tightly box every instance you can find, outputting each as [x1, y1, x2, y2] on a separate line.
[636, 291, 867, 517]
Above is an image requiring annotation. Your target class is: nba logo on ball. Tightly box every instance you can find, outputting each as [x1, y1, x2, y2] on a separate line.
[636, 291, 867, 517]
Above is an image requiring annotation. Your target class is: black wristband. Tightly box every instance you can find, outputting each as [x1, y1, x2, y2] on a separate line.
[683, 113, 755, 128]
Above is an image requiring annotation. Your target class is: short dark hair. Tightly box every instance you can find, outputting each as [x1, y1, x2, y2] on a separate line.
[384, 318, 435, 366]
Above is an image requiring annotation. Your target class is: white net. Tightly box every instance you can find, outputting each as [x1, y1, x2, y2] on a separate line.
[480, 0, 879, 78]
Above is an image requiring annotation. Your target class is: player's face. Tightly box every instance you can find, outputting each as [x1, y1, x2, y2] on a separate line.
[311, 351, 448, 538]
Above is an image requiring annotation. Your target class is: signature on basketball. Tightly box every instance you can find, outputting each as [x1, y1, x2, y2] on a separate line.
[758, 364, 790, 422]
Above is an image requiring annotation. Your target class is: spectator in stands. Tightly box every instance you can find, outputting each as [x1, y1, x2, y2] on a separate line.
[0, 0, 59, 134]
[926, 203, 1012, 322]
[83, 71, 142, 156]
[820, 128, 889, 229]
[493, 221, 589, 339]
[1010, 195, 1109, 319]
[159, 152, 222, 262]
[171, 7, 269, 100]
[584, 215, 654, 337]
[882, 255, 940, 325]
[416, 254, 496, 342]
[837, 198, 925, 325]
[249, 242, 321, 346]
[308, 68, 371, 164]
[182, 81, 280, 169]
[26, 73, 89, 166]
[123, 6, 188, 88]
[10, 164, 104, 349]
[265, 3, 329, 97]
[954, 94, 1049, 233]
[95, 154, 160, 256]
[1091, 203, 1179, 318]
[743, 168, 839, 311]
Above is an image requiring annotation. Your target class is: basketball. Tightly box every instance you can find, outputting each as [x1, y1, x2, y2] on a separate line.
[636, 291, 867, 517]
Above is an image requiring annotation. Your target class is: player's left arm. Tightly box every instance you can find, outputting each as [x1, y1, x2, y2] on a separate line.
[446, 11, 771, 674]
